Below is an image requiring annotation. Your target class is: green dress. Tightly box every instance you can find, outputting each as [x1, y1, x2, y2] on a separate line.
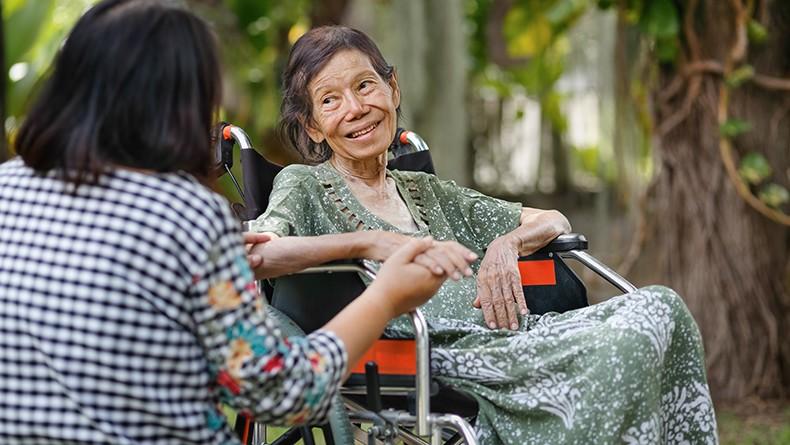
[252, 162, 718, 445]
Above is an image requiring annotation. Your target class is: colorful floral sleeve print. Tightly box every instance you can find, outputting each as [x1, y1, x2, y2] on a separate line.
[188, 206, 347, 427]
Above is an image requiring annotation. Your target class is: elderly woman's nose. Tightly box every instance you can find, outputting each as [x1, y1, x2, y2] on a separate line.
[343, 92, 367, 118]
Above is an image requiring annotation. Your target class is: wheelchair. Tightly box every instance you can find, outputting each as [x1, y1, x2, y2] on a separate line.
[215, 124, 637, 445]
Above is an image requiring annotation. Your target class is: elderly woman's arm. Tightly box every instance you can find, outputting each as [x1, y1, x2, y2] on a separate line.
[474, 208, 571, 330]
[247, 230, 476, 281]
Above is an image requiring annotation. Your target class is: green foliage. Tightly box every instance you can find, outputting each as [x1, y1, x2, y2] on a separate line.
[719, 119, 752, 138]
[4, 0, 97, 148]
[738, 152, 772, 185]
[747, 19, 769, 45]
[758, 183, 789, 209]
[638, 0, 679, 62]
[4, 0, 54, 65]
[725, 65, 755, 88]
[574, 145, 599, 175]
[638, 0, 678, 39]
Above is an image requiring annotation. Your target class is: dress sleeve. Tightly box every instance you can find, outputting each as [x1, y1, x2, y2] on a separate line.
[430, 175, 522, 249]
[188, 201, 347, 425]
[249, 165, 311, 237]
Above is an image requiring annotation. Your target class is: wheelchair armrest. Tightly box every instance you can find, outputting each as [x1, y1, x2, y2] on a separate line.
[535, 233, 588, 254]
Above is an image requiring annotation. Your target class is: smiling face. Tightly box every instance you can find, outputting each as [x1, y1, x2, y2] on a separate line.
[305, 49, 400, 164]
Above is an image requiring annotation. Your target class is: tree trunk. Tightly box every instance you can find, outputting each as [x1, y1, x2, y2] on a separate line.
[652, 0, 789, 401]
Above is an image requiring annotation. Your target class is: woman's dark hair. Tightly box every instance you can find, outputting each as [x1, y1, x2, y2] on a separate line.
[279, 26, 396, 164]
[15, 0, 221, 187]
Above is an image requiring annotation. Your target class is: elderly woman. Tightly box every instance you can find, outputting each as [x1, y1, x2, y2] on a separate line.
[249, 26, 717, 444]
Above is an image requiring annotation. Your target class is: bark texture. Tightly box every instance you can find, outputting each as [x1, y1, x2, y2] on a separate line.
[652, 0, 790, 401]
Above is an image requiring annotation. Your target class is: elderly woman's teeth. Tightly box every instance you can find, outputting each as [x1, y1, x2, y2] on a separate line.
[350, 123, 377, 138]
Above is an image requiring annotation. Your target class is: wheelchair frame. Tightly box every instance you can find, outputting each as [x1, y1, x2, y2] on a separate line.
[221, 125, 638, 445]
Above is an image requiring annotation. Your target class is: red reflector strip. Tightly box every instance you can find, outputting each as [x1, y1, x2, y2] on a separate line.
[518, 259, 556, 286]
[350, 339, 416, 375]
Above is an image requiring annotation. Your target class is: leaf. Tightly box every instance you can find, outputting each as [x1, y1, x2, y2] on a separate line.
[719, 119, 752, 138]
[639, 0, 679, 39]
[505, 13, 553, 58]
[738, 152, 772, 185]
[725, 65, 755, 88]
[4, 0, 55, 65]
[655, 36, 678, 62]
[757, 183, 789, 209]
[541, 91, 568, 133]
[747, 20, 769, 45]
[597, 0, 615, 9]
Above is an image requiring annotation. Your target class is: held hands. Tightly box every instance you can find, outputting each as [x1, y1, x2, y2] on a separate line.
[243, 232, 271, 269]
[371, 237, 450, 317]
[473, 236, 528, 330]
[363, 231, 478, 282]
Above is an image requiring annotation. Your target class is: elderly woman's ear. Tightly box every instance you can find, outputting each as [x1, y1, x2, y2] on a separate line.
[389, 69, 401, 108]
[303, 118, 326, 144]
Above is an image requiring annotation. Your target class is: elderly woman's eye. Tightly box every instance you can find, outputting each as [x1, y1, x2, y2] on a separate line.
[322, 97, 334, 105]
[359, 80, 371, 90]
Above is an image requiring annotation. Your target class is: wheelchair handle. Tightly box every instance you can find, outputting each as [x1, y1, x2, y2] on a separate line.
[222, 124, 255, 150]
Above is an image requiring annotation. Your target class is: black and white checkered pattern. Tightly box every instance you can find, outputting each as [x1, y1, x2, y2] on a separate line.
[0, 158, 347, 444]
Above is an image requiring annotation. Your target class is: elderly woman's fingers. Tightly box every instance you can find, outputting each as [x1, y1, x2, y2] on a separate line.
[511, 274, 529, 316]
[477, 282, 497, 329]
[502, 281, 520, 330]
[414, 253, 445, 276]
[491, 280, 511, 329]
[442, 242, 477, 276]
[423, 246, 463, 280]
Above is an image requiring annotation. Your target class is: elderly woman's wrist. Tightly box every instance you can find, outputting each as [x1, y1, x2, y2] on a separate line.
[489, 234, 520, 254]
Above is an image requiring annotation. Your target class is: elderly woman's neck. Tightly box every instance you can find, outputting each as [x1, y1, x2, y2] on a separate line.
[330, 155, 388, 187]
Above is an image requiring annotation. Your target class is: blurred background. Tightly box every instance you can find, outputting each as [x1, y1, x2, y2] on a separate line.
[2, 0, 788, 442]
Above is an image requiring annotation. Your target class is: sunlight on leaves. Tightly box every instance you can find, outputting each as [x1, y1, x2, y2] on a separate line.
[758, 183, 789, 209]
[720, 119, 752, 138]
[738, 153, 772, 185]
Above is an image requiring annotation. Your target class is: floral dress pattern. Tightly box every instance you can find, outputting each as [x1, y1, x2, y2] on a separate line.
[252, 162, 718, 445]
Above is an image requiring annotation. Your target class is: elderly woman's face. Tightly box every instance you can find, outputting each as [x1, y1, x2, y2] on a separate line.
[305, 49, 400, 162]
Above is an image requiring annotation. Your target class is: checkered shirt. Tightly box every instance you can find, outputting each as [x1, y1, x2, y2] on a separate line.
[0, 158, 347, 444]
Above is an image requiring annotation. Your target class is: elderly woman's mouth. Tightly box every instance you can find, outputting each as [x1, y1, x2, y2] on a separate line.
[347, 122, 379, 139]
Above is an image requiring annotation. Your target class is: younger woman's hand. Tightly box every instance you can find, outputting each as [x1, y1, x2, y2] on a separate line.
[371, 237, 448, 317]
[243, 232, 271, 269]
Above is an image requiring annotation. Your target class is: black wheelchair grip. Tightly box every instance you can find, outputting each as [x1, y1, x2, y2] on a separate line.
[365, 361, 383, 412]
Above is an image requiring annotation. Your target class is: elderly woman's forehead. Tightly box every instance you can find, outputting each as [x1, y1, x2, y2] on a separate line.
[309, 50, 377, 88]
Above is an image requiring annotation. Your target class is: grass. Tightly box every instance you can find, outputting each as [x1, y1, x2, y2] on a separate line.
[717, 401, 790, 445]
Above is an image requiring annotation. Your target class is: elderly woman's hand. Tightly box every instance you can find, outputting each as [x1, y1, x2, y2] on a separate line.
[362, 231, 476, 281]
[474, 236, 527, 330]
[418, 240, 477, 281]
